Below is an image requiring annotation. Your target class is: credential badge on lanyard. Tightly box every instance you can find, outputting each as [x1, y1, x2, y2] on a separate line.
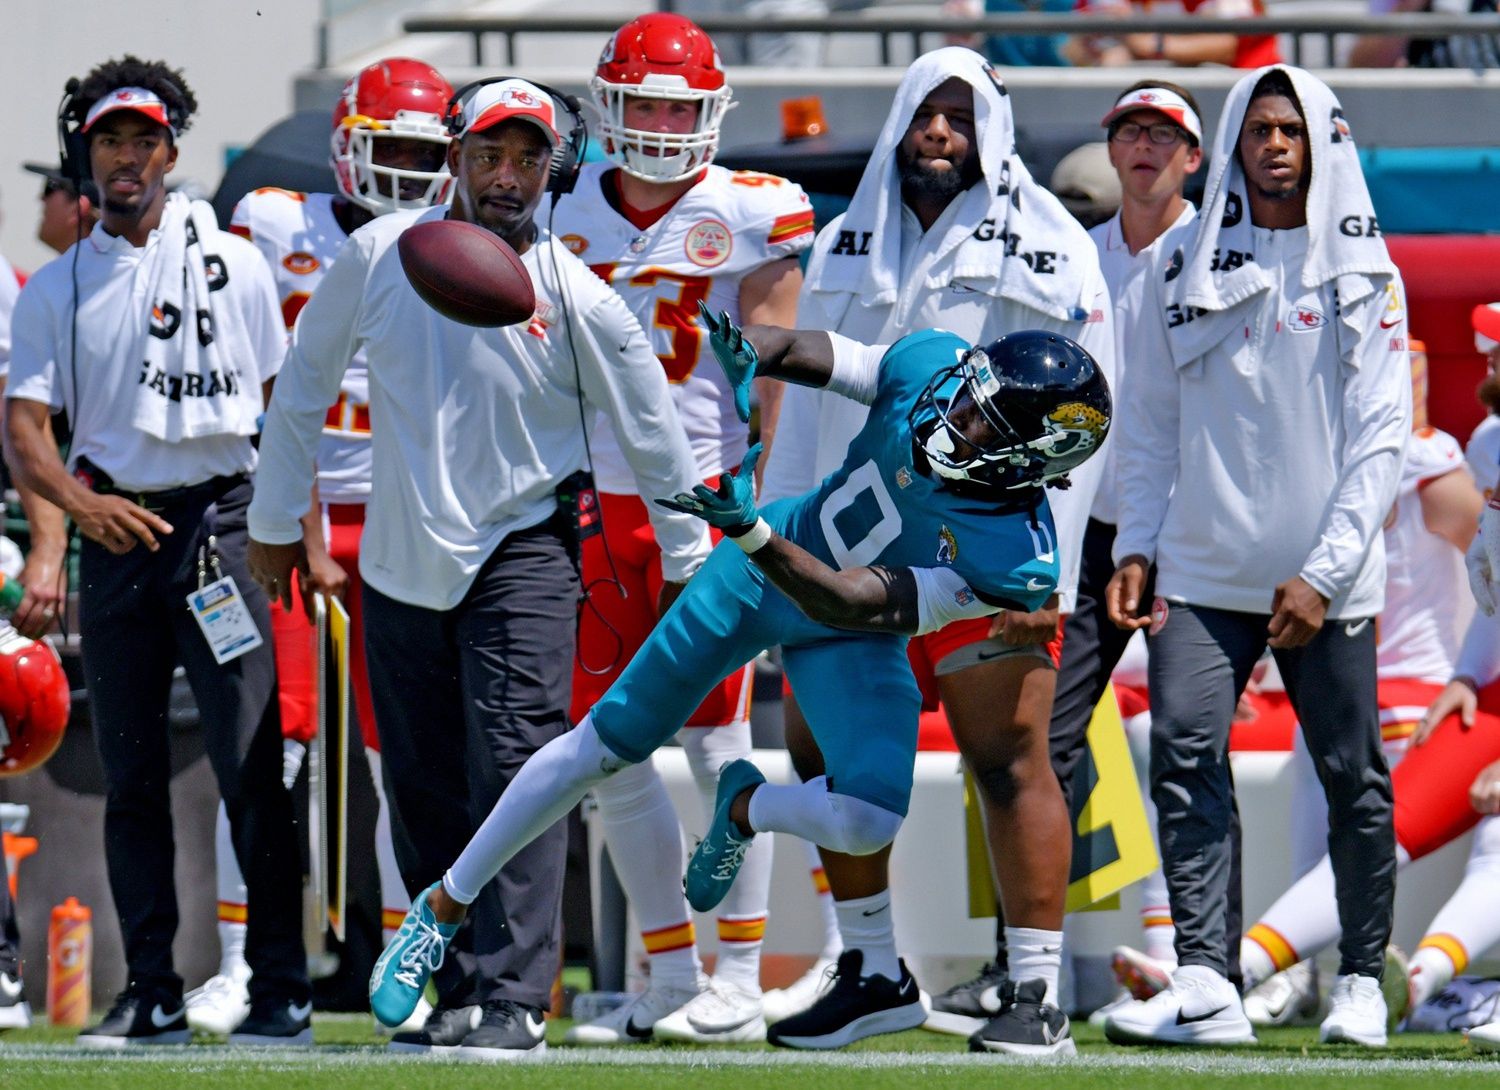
[186, 534, 264, 665]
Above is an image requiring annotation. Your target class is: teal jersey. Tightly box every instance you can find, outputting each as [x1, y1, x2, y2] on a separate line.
[771, 329, 1059, 613]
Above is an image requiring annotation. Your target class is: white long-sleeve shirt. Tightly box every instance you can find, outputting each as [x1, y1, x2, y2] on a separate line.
[1086, 205, 1196, 527]
[1112, 225, 1411, 619]
[248, 207, 712, 611]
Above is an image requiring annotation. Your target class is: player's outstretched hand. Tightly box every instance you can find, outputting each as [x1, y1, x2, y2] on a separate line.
[656, 444, 763, 536]
[698, 300, 758, 422]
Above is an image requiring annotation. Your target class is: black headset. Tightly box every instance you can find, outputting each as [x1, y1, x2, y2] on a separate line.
[57, 74, 190, 197]
[444, 77, 588, 196]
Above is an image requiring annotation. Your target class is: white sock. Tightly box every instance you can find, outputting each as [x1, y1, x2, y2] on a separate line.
[366, 747, 411, 944]
[1407, 944, 1459, 1009]
[213, 801, 249, 977]
[592, 758, 702, 989]
[1410, 814, 1500, 1006]
[1005, 926, 1062, 1007]
[1239, 935, 1277, 992]
[680, 723, 769, 994]
[445, 716, 625, 903]
[746, 778, 902, 856]
[834, 891, 900, 982]
[804, 838, 843, 961]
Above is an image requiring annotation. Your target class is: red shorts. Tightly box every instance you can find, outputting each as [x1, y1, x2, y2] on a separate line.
[266, 504, 379, 751]
[571, 487, 751, 728]
[1392, 682, 1500, 860]
[907, 615, 1064, 752]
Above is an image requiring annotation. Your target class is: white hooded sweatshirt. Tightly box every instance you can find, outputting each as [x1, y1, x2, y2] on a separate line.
[1111, 65, 1411, 620]
[760, 47, 1115, 612]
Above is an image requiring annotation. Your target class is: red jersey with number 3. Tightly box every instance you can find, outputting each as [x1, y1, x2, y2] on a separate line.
[551, 162, 814, 492]
[230, 188, 371, 503]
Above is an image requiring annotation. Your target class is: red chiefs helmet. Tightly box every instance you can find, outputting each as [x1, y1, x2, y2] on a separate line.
[0, 629, 70, 778]
[591, 14, 734, 183]
[332, 57, 454, 216]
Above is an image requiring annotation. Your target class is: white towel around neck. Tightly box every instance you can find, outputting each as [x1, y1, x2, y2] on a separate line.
[809, 47, 1093, 324]
[132, 193, 263, 442]
[1165, 65, 1397, 367]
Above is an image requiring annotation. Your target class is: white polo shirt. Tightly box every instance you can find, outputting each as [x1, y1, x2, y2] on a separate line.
[248, 206, 713, 612]
[7, 221, 283, 491]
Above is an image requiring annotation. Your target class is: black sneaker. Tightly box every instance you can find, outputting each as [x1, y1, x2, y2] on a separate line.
[77, 987, 190, 1047]
[454, 999, 547, 1061]
[389, 1003, 481, 1053]
[923, 961, 1008, 1037]
[228, 994, 314, 1046]
[968, 978, 1075, 1057]
[767, 950, 926, 1050]
[0, 970, 32, 1030]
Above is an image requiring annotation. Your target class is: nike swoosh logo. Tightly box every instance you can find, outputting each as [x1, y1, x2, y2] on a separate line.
[978, 985, 1001, 1011]
[1026, 578, 1049, 592]
[0, 975, 21, 1001]
[1175, 1004, 1229, 1025]
[1379, 316, 1401, 329]
[289, 1001, 313, 1021]
[860, 905, 889, 917]
[624, 1017, 654, 1040]
[689, 1011, 761, 1034]
[150, 1004, 184, 1029]
[1041, 1019, 1068, 1045]
[1344, 618, 1371, 637]
[525, 1012, 545, 1037]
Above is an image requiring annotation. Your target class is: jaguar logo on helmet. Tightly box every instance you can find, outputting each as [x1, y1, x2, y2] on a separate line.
[1044, 401, 1108, 456]
[936, 525, 959, 564]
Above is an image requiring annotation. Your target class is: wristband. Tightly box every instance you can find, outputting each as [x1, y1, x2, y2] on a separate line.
[731, 518, 773, 554]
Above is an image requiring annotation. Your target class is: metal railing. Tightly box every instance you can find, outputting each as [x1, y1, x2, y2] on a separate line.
[402, 12, 1500, 68]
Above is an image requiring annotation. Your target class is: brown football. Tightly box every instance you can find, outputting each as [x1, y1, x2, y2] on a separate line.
[397, 218, 536, 327]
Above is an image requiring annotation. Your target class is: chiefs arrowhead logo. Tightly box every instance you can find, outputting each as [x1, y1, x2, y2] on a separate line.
[1288, 305, 1327, 332]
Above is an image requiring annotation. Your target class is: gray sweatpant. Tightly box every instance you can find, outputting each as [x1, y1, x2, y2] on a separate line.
[1147, 602, 1395, 980]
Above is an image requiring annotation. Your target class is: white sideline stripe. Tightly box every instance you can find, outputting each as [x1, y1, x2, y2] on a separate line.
[0, 1046, 1488, 1073]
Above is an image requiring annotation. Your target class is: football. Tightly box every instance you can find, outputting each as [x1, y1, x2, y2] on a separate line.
[397, 218, 537, 328]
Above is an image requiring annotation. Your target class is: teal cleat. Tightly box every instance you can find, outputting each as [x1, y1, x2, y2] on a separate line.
[684, 759, 766, 912]
[369, 883, 458, 1028]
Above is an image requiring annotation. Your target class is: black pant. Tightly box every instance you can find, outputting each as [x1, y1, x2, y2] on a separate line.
[0, 853, 17, 978]
[79, 480, 307, 1002]
[1148, 602, 1394, 979]
[1036, 519, 1244, 982]
[364, 518, 577, 1011]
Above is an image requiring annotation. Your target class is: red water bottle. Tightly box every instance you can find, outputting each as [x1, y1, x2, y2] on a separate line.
[47, 897, 91, 1027]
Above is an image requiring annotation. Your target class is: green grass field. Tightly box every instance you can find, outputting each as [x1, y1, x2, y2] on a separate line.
[2, 1016, 1497, 1090]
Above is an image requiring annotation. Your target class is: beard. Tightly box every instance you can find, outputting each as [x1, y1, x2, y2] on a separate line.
[897, 145, 978, 206]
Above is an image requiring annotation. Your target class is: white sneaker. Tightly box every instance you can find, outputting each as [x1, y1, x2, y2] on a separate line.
[1111, 945, 1174, 1001]
[1087, 989, 1135, 1028]
[1319, 974, 1388, 1047]
[762, 956, 837, 1025]
[1243, 960, 1319, 1026]
[653, 978, 767, 1043]
[1467, 1019, 1500, 1054]
[562, 979, 701, 1044]
[1104, 964, 1256, 1046]
[377, 994, 434, 1036]
[185, 965, 251, 1036]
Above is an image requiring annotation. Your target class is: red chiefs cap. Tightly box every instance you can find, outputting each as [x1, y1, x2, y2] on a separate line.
[82, 87, 175, 134]
[452, 79, 560, 147]
[1101, 86, 1203, 145]
[1475, 302, 1500, 352]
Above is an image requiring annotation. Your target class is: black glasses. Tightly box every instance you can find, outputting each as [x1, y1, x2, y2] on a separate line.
[1109, 121, 1187, 146]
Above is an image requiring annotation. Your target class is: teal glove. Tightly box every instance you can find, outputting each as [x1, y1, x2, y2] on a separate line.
[655, 444, 763, 536]
[698, 300, 758, 423]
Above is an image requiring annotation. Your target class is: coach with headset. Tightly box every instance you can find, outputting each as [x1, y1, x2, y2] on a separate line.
[5, 57, 310, 1046]
[248, 77, 711, 1058]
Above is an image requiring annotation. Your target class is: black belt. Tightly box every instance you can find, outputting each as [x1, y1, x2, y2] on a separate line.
[75, 457, 247, 511]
